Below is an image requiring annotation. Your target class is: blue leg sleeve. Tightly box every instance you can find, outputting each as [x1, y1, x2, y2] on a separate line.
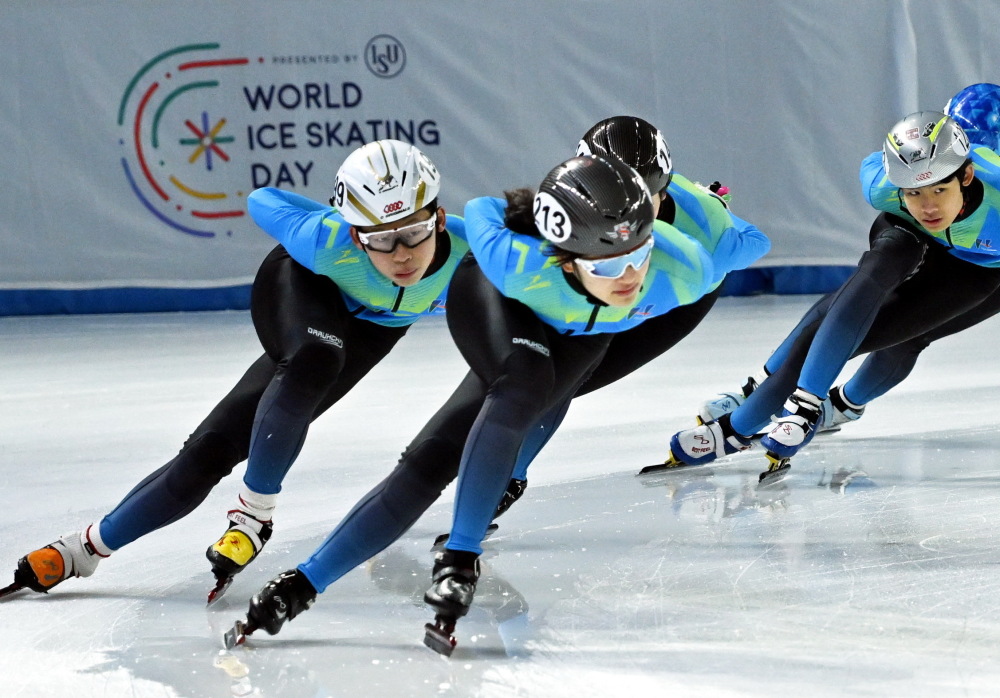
[243, 343, 345, 495]
[841, 345, 921, 405]
[510, 399, 570, 482]
[297, 446, 454, 593]
[447, 390, 532, 555]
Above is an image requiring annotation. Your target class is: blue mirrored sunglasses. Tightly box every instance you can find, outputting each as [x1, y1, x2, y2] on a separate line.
[575, 237, 654, 279]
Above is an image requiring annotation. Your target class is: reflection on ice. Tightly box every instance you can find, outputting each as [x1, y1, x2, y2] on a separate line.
[3, 300, 1000, 697]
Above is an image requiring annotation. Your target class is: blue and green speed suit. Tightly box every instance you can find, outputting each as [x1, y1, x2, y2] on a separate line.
[294, 189, 769, 592]
[666, 174, 771, 287]
[469, 197, 716, 334]
[293, 195, 718, 589]
[97, 188, 467, 551]
[507, 175, 771, 479]
[731, 145, 1000, 439]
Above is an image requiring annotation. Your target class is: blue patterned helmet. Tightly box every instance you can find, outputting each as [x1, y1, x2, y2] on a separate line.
[944, 83, 1000, 151]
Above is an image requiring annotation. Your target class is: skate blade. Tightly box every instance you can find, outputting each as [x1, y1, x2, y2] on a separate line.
[423, 621, 456, 656]
[758, 452, 791, 485]
[637, 450, 688, 475]
[430, 523, 499, 553]
[222, 619, 254, 649]
[207, 575, 235, 606]
[0, 582, 26, 601]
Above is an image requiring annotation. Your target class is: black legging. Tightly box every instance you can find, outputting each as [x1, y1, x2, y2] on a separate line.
[732, 213, 1000, 434]
[295, 266, 724, 588]
[845, 281, 1000, 403]
[99, 246, 407, 549]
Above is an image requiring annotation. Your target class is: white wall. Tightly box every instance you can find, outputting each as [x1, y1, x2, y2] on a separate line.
[1, 0, 998, 312]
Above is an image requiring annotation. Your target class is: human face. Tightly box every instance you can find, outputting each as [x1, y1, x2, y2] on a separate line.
[351, 207, 443, 286]
[900, 166, 974, 232]
[563, 237, 654, 307]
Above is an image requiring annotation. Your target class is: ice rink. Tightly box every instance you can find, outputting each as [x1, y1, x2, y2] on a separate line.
[2, 294, 999, 698]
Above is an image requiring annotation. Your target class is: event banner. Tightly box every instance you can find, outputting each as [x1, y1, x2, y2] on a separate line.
[1, 1, 997, 314]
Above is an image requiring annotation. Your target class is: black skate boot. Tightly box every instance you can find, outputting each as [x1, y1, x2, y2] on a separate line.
[423, 550, 480, 656]
[222, 569, 316, 648]
[492, 478, 527, 519]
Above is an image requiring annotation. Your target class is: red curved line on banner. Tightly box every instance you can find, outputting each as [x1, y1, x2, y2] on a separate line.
[208, 143, 231, 162]
[178, 58, 249, 70]
[191, 210, 245, 219]
[134, 82, 170, 201]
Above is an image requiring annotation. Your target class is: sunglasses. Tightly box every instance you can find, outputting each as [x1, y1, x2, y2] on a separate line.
[356, 215, 436, 253]
[575, 237, 654, 279]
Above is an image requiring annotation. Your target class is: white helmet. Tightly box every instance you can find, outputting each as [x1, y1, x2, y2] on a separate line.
[331, 140, 441, 226]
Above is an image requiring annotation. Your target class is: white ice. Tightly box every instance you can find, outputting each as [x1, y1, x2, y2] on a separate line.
[1, 295, 999, 698]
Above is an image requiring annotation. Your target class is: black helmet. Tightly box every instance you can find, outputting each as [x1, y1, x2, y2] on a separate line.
[533, 155, 654, 256]
[577, 116, 672, 194]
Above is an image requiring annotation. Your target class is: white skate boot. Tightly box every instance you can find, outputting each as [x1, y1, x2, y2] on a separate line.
[668, 414, 756, 466]
[11, 525, 109, 595]
[817, 384, 866, 433]
[697, 371, 767, 424]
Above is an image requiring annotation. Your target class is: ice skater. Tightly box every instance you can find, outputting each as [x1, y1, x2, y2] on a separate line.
[223, 140, 769, 654]
[697, 82, 1000, 438]
[5, 140, 469, 602]
[668, 109, 1000, 479]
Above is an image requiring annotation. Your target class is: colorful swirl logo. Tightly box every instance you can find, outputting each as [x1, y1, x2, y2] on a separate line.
[118, 43, 257, 238]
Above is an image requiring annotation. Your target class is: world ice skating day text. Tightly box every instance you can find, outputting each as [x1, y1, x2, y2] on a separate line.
[243, 80, 439, 188]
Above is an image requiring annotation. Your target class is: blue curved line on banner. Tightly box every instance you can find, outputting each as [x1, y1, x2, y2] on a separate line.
[121, 158, 215, 238]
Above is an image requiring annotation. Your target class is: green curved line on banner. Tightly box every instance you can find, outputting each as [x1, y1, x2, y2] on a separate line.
[152, 81, 219, 148]
[117, 43, 220, 125]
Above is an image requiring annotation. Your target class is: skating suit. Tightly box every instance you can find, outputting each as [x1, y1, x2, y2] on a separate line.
[97, 188, 468, 550]
[296, 190, 772, 590]
[732, 145, 1000, 434]
[861, 146, 1000, 267]
[665, 174, 771, 287]
[248, 187, 468, 326]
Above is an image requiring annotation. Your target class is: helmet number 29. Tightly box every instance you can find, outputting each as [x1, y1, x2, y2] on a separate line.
[332, 180, 346, 209]
[533, 191, 572, 242]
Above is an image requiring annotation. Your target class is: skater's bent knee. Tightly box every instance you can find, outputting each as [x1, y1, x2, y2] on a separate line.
[284, 342, 345, 385]
[397, 437, 462, 490]
[170, 431, 243, 486]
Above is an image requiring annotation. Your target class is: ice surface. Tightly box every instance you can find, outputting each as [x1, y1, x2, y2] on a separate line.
[2, 296, 999, 697]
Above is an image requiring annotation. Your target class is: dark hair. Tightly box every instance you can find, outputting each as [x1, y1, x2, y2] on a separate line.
[503, 188, 580, 265]
[940, 159, 974, 186]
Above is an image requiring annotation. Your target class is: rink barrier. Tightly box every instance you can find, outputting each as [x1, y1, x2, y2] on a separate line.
[0, 266, 855, 317]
